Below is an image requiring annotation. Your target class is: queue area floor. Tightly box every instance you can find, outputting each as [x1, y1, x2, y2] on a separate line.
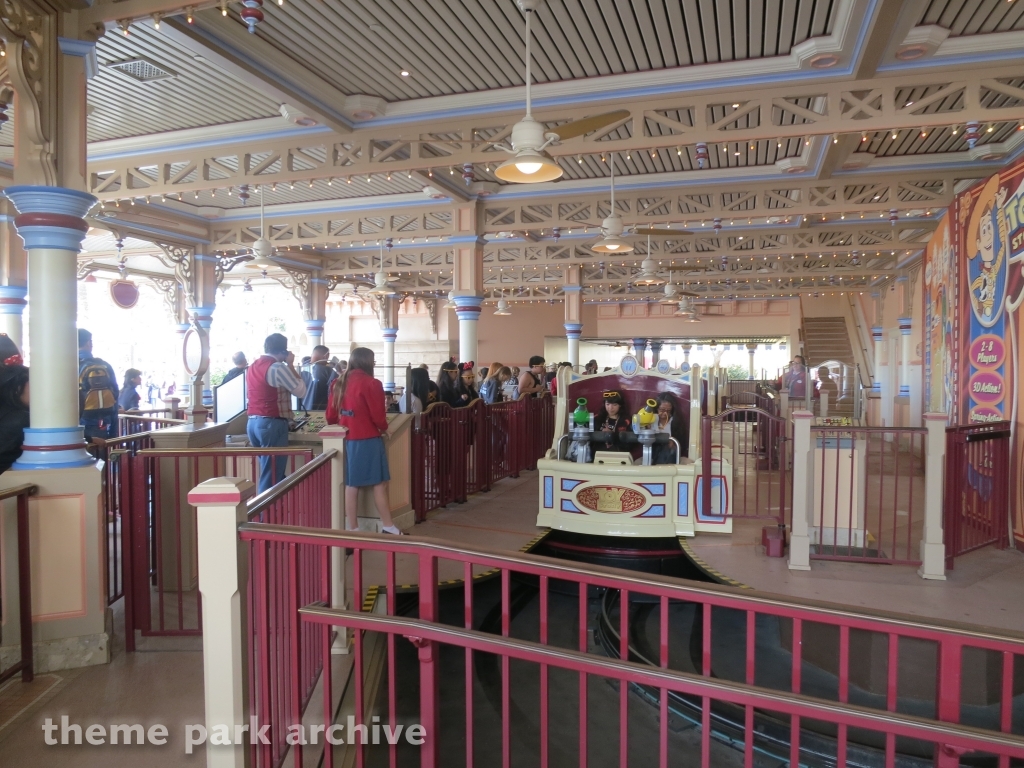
[686, 517, 1024, 634]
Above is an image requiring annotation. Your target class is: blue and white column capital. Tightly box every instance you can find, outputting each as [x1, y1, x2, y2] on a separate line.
[898, 317, 912, 335]
[382, 327, 398, 343]
[564, 323, 583, 340]
[3, 185, 97, 251]
[14, 426, 93, 469]
[871, 325, 883, 342]
[188, 305, 215, 330]
[304, 319, 326, 335]
[453, 294, 483, 322]
[0, 285, 27, 315]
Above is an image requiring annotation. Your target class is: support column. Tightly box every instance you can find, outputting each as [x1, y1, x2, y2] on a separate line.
[632, 338, 647, 366]
[304, 319, 325, 351]
[303, 274, 329, 355]
[0, 208, 27, 349]
[898, 317, 912, 397]
[650, 341, 663, 366]
[451, 204, 485, 364]
[788, 410, 814, 571]
[5, 187, 96, 467]
[919, 413, 947, 580]
[564, 264, 582, 369]
[746, 343, 757, 380]
[379, 296, 399, 391]
[682, 344, 692, 367]
[453, 296, 481, 363]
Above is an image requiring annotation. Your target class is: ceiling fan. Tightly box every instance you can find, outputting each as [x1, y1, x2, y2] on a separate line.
[491, 0, 630, 183]
[367, 240, 399, 296]
[588, 154, 691, 254]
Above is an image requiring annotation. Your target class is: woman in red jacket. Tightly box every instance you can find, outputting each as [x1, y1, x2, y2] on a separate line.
[327, 347, 404, 535]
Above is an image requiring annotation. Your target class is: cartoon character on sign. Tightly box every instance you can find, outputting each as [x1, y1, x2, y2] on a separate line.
[967, 176, 1009, 327]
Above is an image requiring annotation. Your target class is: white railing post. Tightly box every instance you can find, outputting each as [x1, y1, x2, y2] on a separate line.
[820, 392, 829, 419]
[319, 427, 351, 652]
[788, 411, 814, 571]
[191, 476, 256, 768]
[919, 413, 947, 580]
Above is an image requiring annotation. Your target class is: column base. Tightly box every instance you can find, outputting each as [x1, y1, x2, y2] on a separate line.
[13, 426, 94, 469]
[917, 540, 946, 580]
[788, 534, 812, 570]
[0, 463, 108, 671]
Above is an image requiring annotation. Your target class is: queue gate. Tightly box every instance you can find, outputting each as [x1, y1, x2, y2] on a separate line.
[702, 407, 791, 523]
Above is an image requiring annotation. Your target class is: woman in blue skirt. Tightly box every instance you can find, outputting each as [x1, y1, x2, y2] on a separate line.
[326, 347, 404, 535]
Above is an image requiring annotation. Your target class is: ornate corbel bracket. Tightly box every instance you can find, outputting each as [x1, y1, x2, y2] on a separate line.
[0, 0, 56, 185]
[271, 267, 312, 313]
[215, 253, 253, 287]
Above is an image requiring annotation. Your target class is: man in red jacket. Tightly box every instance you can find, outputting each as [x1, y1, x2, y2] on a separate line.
[246, 333, 307, 492]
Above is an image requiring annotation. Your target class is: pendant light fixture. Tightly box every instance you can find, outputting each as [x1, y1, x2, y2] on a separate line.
[591, 153, 635, 254]
[490, 2, 628, 184]
[247, 185, 275, 275]
[367, 240, 395, 296]
[494, 292, 512, 315]
[632, 234, 665, 285]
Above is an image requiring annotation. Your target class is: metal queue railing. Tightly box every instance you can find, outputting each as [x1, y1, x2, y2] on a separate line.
[121, 447, 314, 650]
[234, 526, 1024, 768]
[89, 432, 157, 606]
[412, 395, 555, 521]
[118, 412, 187, 436]
[808, 425, 927, 565]
[944, 422, 1012, 568]
[0, 483, 37, 684]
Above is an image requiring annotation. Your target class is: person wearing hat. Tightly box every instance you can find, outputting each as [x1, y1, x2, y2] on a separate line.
[118, 368, 143, 411]
[246, 333, 308, 492]
[0, 334, 29, 474]
[459, 362, 478, 401]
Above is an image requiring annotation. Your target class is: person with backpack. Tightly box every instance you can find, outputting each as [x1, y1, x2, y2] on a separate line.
[78, 329, 120, 440]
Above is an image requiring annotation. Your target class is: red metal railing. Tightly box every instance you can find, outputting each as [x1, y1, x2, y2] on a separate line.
[945, 422, 1011, 568]
[0, 484, 37, 685]
[89, 432, 157, 606]
[412, 395, 554, 521]
[118, 412, 186, 436]
[702, 407, 791, 523]
[237, 526, 1024, 768]
[809, 426, 926, 565]
[122, 447, 313, 650]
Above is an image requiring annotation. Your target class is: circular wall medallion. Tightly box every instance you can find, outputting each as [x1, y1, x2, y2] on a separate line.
[620, 355, 638, 376]
[109, 280, 139, 309]
[656, 359, 672, 374]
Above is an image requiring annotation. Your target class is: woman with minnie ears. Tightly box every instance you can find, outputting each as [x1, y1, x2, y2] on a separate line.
[459, 362, 478, 401]
[325, 347, 404, 535]
[0, 334, 29, 474]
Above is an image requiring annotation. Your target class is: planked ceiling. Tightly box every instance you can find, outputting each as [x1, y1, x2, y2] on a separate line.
[917, 0, 1024, 36]
[230, 0, 838, 101]
[90, 25, 281, 142]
